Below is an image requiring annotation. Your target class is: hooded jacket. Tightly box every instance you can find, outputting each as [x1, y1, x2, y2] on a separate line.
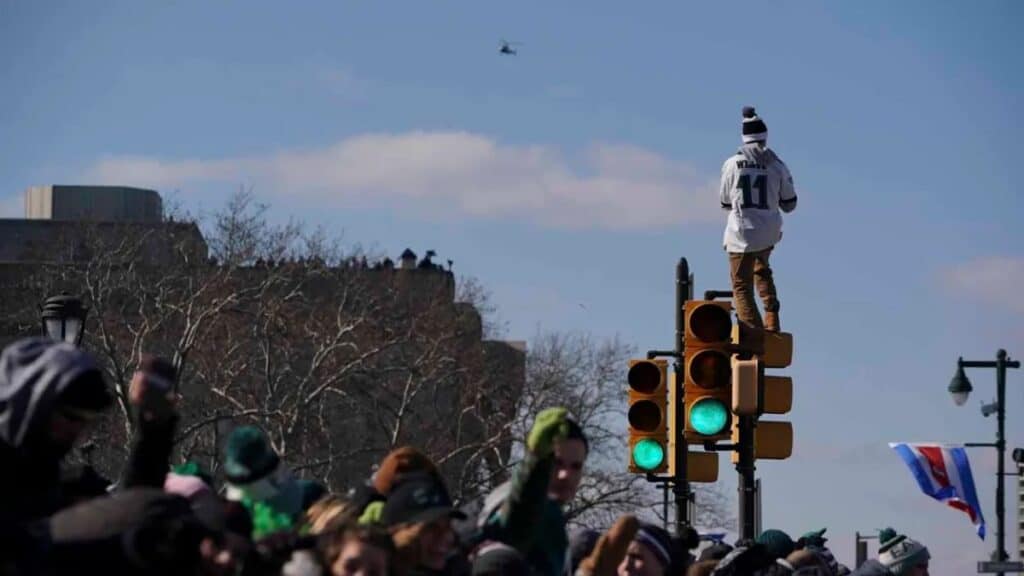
[0, 338, 110, 523]
[720, 143, 798, 253]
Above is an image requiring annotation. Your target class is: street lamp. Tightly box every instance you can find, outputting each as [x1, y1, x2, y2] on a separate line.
[39, 293, 88, 346]
[948, 362, 973, 406]
[949, 350, 1021, 572]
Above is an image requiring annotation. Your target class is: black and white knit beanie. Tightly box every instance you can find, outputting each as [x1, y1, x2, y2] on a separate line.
[742, 106, 768, 143]
[878, 533, 930, 575]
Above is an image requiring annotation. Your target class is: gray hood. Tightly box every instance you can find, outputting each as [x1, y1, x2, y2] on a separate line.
[0, 337, 106, 448]
[738, 143, 780, 168]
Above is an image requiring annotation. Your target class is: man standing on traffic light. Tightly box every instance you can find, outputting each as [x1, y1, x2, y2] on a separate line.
[720, 106, 798, 332]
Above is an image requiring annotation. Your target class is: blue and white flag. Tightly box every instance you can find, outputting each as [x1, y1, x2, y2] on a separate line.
[890, 442, 985, 539]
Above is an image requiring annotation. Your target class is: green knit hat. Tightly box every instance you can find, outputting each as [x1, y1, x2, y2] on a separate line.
[800, 527, 828, 548]
[223, 426, 280, 485]
[878, 530, 930, 576]
[756, 529, 795, 560]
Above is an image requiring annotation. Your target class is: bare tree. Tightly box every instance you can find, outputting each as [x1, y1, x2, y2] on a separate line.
[0, 189, 733, 531]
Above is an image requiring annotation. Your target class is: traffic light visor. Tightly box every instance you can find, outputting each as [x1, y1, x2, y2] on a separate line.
[690, 398, 728, 436]
[628, 361, 663, 394]
[628, 400, 663, 432]
[632, 438, 665, 471]
[688, 304, 732, 343]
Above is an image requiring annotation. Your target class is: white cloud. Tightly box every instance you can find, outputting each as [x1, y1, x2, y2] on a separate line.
[944, 256, 1024, 315]
[85, 131, 719, 230]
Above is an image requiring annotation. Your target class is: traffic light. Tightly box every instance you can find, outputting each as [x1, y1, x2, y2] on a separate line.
[683, 301, 733, 442]
[668, 448, 721, 483]
[730, 330, 795, 462]
[627, 358, 668, 473]
[749, 373, 794, 460]
[667, 372, 720, 482]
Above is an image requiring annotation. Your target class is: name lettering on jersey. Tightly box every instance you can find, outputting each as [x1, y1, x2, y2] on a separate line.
[735, 160, 766, 170]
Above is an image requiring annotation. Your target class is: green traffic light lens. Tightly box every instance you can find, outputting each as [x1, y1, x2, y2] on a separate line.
[690, 399, 728, 436]
[632, 438, 665, 470]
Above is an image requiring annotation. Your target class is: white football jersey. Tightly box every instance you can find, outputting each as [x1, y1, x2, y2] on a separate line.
[719, 144, 797, 253]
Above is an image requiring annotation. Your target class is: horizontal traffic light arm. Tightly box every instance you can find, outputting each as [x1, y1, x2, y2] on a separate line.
[646, 451, 719, 483]
[702, 441, 739, 452]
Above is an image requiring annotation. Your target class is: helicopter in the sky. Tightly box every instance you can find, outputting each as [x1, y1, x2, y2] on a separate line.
[499, 39, 522, 55]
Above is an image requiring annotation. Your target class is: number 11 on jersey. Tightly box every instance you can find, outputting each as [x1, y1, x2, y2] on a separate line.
[738, 173, 768, 209]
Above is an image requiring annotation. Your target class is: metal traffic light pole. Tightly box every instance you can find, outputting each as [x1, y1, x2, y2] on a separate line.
[702, 288, 758, 541]
[736, 401, 757, 539]
[645, 257, 693, 535]
[674, 258, 692, 534]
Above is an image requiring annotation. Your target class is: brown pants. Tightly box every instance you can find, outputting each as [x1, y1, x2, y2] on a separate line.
[728, 248, 780, 331]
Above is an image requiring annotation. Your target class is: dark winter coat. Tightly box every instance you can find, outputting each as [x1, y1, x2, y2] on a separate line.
[47, 488, 205, 576]
[0, 338, 110, 524]
[851, 560, 893, 576]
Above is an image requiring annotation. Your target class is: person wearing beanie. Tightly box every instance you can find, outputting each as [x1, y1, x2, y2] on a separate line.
[384, 472, 466, 575]
[719, 106, 798, 332]
[797, 528, 828, 550]
[222, 425, 305, 538]
[353, 446, 446, 527]
[877, 530, 929, 576]
[616, 522, 674, 576]
[374, 446, 443, 495]
[784, 548, 833, 573]
[756, 529, 796, 561]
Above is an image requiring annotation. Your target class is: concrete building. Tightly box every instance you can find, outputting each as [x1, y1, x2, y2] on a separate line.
[1, 186, 204, 265]
[25, 185, 163, 222]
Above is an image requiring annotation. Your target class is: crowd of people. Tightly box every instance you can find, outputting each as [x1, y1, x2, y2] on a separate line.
[0, 337, 930, 575]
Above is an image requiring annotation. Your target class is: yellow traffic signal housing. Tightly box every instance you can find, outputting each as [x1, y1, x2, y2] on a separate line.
[762, 376, 793, 414]
[731, 325, 793, 368]
[733, 359, 793, 416]
[668, 450, 720, 483]
[627, 359, 668, 473]
[732, 356, 759, 416]
[731, 421, 794, 462]
[683, 301, 733, 442]
[685, 300, 733, 345]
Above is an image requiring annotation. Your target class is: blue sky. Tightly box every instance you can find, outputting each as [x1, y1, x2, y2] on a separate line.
[2, 1, 1022, 572]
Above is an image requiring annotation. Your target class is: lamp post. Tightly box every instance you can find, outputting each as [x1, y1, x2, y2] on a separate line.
[39, 293, 88, 346]
[854, 532, 879, 569]
[949, 350, 1021, 572]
